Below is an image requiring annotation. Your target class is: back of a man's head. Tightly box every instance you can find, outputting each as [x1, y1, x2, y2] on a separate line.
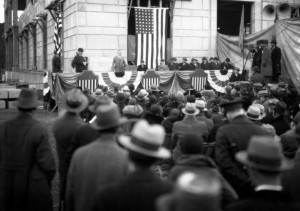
[128, 151, 157, 170]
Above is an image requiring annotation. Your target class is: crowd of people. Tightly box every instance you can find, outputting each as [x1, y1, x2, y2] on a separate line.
[1, 71, 300, 211]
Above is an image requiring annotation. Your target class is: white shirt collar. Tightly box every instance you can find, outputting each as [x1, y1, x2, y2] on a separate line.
[255, 185, 282, 192]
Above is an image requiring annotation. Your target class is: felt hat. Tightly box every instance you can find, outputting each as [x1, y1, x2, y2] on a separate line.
[214, 57, 219, 61]
[220, 98, 243, 112]
[88, 95, 110, 113]
[62, 88, 88, 113]
[253, 83, 263, 90]
[15, 88, 39, 109]
[78, 48, 84, 52]
[150, 84, 159, 91]
[202, 57, 208, 61]
[91, 103, 126, 131]
[186, 95, 196, 103]
[209, 57, 214, 61]
[106, 90, 114, 99]
[115, 92, 126, 103]
[171, 57, 177, 61]
[157, 171, 221, 211]
[258, 90, 270, 97]
[225, 85, 232, 92]
[236, 136, 294, 172]
[181, 133, 204, 154]
[191, 58, 198, 62]
[93, 88, 102, 96]
[118, 120, 170, 159]
[225, 58, 230, 62]
[182, 57, 187, 61]
[150, 104, 162, 116]
[182, 103, 200, 116]
[246, 105, 262, 121]
[122, 85, 130, 92]
[160, 59, 165, 62]
[270, 39, 277, 44]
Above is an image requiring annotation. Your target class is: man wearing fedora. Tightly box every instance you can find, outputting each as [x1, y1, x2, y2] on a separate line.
[215, 100, 269, 198]
[0, 88, 56, 211]
[172, 103, 208, 161]
[225, 136, 298, 211]
[168, 57, 178, 71]
[93, 120, 173, 211]
[53, 88, 88, 209]
[66, 103, 128, 211]
[190, 58, 200, 70]
[158, 59, 169, 71]
[137, 59, 148, 72]
[200, 57, 210, 70]
[178, 57, 191, 71]
[260, 40, 273, 83]
[270, 38, 281, 83]
[72, 48, 87, 73]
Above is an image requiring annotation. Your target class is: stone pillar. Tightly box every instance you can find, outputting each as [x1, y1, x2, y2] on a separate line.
[12, 0, 19, 72]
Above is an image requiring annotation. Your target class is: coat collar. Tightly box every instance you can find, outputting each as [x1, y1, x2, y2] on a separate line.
[125, 169, 159, 184]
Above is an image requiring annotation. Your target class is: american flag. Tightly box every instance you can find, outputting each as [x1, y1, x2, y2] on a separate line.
[135, 7, 168, 69]
[54, 7, 62, 55]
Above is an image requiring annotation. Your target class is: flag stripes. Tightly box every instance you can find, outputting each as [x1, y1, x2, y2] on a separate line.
[54, 7, 62, 55]
[142, 78, 160, 90]
[135, 8, 168, 69]
[78, 79, 98, 92]
[191, 77, 207, 91]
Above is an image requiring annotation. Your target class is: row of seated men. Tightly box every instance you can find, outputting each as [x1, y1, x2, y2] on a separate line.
[136, 57, 235, 72]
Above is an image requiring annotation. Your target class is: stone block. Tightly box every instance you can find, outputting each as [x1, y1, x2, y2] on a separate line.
[103, 5, 127, 13]
[203, 18, 210, 30]
[182, 37, 202, 50]
[0, 100, 6, 109]
[77, 35, 86, 49]
[118, 35, 127, 50]
[8, 89, 21, 99]
[182, 0, 202, 10]
[87, 12, 119, 27]
[0, 90, 8, 99]
[119, 14, 127, 27]
[211, 0, 217, 11]
[77, 12, 86, 26]
[119, 0, 127, 6]
[173, 16, 182, 29]
[182, 17, 202, 30]
[102, 27, 127, 35]
[176, 9, 193, 16]
[203, 0, 210, 10]
[174, 1, 182, 9]
[79, 3, 103, 12]
[87, 35, 118, 49]
[202, 38, 210, 50]
[173, 37, 182, 50]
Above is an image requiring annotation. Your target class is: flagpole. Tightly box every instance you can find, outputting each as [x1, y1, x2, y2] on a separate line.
[239, 5, 245, 71]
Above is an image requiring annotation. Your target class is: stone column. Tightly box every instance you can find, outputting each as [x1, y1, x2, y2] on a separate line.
[12, 0, 19, 72]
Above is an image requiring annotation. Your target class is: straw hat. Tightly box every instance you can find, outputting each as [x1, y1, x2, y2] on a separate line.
[236, 136, 294, 172]
[246, 105, 262, 121]
[118, 120, 170, 159]
[15, 88, 39, 109]
[182, 103, 200, 116]
[62, 89, 88, 113]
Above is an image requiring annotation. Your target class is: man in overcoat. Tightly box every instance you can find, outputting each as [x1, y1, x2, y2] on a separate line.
[270, 39, 281, 83]
[0, 88, 56, 211]
[66, 103, 128, 211]
[177, 58, 191, 71]
[53, 88, 88, 209]
[260, 40, 273, 83]
[215, 99, 268, 198]
[92, 120, 173, 211]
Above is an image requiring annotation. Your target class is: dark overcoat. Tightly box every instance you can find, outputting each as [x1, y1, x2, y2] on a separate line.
[92, 170, 173, 211]
[0, 112, 56, 211]
[225, 190, 300, 211]
[53, 112, 84, 200]
[177, 62, 191, 71]
[72, 54, 85, 73]
[215, 115, 268, 196]
[271, 46, 282, 75]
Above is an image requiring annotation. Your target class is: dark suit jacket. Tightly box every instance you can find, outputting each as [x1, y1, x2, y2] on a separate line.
[229, 73, 243, 82]
[177, 62, 191, 71]
[270, 115, 290, 136]
[93, 170, 173, 211]
[168, 63, 178, 71]
[137, 64, 148, 72]
[189, 62, 200, 70]
[271, 46, 282, 75]
[52, 55, 61, 73]
[250, 73, 264, 84]
[216, 115, 268, 196]
[282, 150, 300, 202]
[200, 62, 210, 70]
[225, 190, 300, 211]
[0, 112, 56, 211]
[72, 54, 85, 72]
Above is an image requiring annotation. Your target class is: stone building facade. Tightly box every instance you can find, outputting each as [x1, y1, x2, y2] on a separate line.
[3, 0, 300, 88]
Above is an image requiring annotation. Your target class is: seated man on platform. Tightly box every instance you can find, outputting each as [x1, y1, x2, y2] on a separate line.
[168, 57, 178, 71]
[220, 58, 234, 73]
[157, 59, 169, 71]
[178, 58, 191, 71]
[190, 58, 200, 70]
[200, 57, 210, 70]
[112, 50, 127, 77]
[229, 67, 243, 82]
[137, 60, 148, 73]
